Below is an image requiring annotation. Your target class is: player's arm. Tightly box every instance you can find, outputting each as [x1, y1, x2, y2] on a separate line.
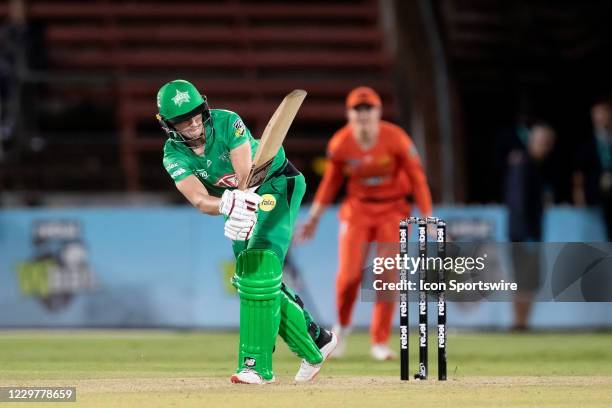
[231, 141, 253, 191]
[164, 158, 222, 215]
[175, 173, 260, 241]
[309, 159, 344, 218]
[167, 154, 259, 219]
[397, 134, 432, 217]
[175, 175, 222, 215]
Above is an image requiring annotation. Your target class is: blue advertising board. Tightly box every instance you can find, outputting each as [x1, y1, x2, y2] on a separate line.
[0, 205, 610, 329]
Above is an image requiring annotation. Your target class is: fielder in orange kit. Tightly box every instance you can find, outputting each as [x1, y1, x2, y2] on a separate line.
[297, 86, 432, 360]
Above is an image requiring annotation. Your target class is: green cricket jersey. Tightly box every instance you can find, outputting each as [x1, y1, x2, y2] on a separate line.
[162, 109, 286, 196]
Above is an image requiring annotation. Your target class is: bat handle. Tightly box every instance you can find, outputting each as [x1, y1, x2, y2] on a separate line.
[236, 165, 254, 191]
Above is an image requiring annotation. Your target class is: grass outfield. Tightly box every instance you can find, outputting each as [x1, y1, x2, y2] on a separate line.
[1, 331, 611, 407]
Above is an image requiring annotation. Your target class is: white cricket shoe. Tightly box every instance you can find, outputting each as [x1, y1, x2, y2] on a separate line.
[230, 369, 275, 384]
[294, 331, 338, 382]
[330, 324, 351, 358]
[370, 343, 397, 361]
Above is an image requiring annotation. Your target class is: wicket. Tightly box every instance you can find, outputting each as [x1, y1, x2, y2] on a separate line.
[399, 217, 447, 381]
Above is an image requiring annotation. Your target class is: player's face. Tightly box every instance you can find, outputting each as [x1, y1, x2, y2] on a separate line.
[174, 113, 204, 141]
[348, 105, 381, 141]
[528, 125, 555, 160]
[591, 103, 611, 130]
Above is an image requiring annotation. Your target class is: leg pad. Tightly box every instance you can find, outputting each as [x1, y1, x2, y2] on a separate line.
[234, 249, 282, 380]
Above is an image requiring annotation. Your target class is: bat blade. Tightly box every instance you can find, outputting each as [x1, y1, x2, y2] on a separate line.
[243, 89, 307, 189]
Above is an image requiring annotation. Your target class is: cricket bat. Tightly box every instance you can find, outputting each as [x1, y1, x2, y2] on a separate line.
[241, 89, 307, 189]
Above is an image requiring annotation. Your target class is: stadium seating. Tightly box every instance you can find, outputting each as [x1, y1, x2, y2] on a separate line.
[1, 0, 397, 190]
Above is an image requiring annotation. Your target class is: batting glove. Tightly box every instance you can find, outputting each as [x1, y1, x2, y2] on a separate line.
[219, 190, 263, 221]
[224, 217, 257, 241]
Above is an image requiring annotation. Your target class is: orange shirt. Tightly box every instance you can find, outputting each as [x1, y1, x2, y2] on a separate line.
[313, 121, 432, 224]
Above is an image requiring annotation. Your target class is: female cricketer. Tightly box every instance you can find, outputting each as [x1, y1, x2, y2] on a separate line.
[298, 86, 432, 361]
[157, 79, 336, 384]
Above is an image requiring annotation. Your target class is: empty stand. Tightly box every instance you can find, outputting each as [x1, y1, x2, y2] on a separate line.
[1, 0, 397, 190]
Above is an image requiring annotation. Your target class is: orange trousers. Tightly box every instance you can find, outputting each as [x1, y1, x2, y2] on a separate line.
[336, 217, 400, 344]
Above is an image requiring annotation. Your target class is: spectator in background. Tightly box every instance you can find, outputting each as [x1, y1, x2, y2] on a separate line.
[505, 122, 556, 331]
[0, 0, 27, 160]
[0, 0, 46, 164]
[573, 100, 612, 240]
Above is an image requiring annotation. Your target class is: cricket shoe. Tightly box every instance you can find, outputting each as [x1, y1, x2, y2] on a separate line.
[370, 343, 397, 361]
[230, 369, 275, 385]
[330, 324, 351, 358]
[294, 329, 338, 382]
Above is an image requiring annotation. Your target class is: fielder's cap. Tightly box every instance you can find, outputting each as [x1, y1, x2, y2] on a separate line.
[346, 86, 382, 109]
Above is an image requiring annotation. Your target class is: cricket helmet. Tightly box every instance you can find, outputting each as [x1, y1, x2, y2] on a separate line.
[156, 79, 212, 145]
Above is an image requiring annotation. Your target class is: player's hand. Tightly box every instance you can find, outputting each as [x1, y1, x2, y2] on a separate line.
[219, 189, 262, 221]
[295, 216, 319, 243]
[224, 217, 257, 241]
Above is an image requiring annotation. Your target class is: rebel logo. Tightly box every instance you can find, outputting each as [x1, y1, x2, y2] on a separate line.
[399, 298, 407, 318]
[438, 324, 446, 348]
[419, 299, 426, 314]
[400, 326, 408, 349]
[419, 324, 427, 346]
[438, 299, 445, 316]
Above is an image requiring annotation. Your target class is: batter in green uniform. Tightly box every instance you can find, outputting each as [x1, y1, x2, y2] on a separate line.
[157, 79, 336, 384]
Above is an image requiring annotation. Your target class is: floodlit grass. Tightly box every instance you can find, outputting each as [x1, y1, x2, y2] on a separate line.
[1, 330, 611, 407]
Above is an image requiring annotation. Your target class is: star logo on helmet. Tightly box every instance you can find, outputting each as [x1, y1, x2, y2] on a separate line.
[172, 90, 191, 107]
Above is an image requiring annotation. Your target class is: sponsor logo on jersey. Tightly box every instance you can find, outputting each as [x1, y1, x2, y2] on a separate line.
[195, 169, 208, 179]
[171, 89, 190, 107]
[206, 159, 212, 168]
[166, 162, 179, 170]
[233, 118, 246, 137]
[259, 194, 277, 212]
[362, 173, 391, 185]
[215, 173, 238, 188]
[344, 158, 363, 174]
[363, 176, 385, 186]
[346, 158, 362, 168]
[171, 168, 186, 178]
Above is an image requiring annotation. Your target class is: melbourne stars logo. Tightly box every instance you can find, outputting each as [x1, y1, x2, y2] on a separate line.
[172, 89, 191, 107]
